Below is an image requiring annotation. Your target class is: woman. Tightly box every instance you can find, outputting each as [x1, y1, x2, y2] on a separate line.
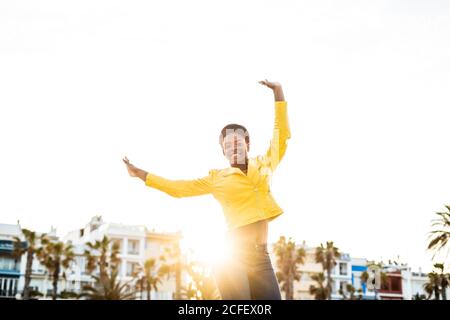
[123, 79, 290, 300]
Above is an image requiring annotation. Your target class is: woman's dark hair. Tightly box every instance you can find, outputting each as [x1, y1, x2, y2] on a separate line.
[219, 123, 250, 149]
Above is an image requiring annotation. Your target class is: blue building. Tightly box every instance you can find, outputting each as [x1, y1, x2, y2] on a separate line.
[351, 257, 376, 300]
[0, 224, 22, 299]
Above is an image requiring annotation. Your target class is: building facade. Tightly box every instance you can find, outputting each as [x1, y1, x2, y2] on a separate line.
[62, 216, 185, 299]
[3, 217, 185, 299]
[269, 242, 433, 300]
[271, 244, 354, 300]
[0, 224, 22, 299]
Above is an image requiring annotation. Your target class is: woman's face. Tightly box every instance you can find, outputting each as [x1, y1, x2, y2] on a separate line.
[222, 132, 249, 165]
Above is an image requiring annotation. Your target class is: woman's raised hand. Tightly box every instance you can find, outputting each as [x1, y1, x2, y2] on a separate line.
[123, 156, 138, 177]
[123, 157, 148, 181]
[258, 79, 285, 102]
[258, 79, 281, 90]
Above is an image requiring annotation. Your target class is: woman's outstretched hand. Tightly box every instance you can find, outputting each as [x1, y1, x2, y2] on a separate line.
[259, 79, 285, 101]
[123, 156, 148, 181]
[123, 157, 138, 177]
[258, 79, 281, 89]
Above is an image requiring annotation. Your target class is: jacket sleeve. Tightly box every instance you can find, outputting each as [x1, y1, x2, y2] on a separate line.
[144, 169, 216, 198]
[261, 101, 291, 172]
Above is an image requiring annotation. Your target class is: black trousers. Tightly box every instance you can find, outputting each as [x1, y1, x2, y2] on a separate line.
[212, 242, 282, 300]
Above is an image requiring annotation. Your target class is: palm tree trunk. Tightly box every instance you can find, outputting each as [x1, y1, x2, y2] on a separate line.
[441, 283, 447, 300]
[175, 262, 181, 300]
[327, 268, 332, 300]
[287, 273, 293, 300]
[23, 249, 34, 300]
[139, 278, 143, 300]
[434, 287, 440, 300]
[52, 265, 59, 300]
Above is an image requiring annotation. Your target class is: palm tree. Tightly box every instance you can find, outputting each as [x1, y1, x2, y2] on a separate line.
[339, 283, 362, 300]
[80, 235, 135, 300]
[81, 267, 136, 300]
[37, 238, 74, 300]
[12, 229, 43, 300]
[134, 258, 163, 300]
[427, 205, 450, 260]
[273, 236, 305, 300]
[424, 270, 441, 300]
[185, 261, 220, 300]
[356, 288, 363, 300]
[159, 242, 184, 299]
[315, 241, 340, 299]
[134, 272, 145, 300]
[180, 282, 198, 300]
[309, 272, 329, 300]
[195, 274, 220, 300]
[433, 263, 449, 300]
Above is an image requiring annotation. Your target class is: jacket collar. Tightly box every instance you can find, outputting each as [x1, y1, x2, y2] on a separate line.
[222, 157, 259, 177]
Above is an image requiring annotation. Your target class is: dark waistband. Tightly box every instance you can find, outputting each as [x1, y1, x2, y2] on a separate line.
[228, 239, 268, 252]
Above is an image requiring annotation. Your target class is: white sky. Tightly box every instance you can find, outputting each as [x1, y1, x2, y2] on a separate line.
[1, 0, 450, 272]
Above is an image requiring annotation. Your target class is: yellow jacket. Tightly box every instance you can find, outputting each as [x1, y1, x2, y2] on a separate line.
[145, 101, 291, 230]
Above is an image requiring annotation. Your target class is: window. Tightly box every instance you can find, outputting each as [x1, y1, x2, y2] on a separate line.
[0, 257, 16, 271]
[126, 262, 139, 277]
[78, 257, 86, 274]
[127, 240, 140, 255]
[339, 262, 348, 275]
[390, 277, 402, 292]
[339, 281, 348, 293]
[32, 259, 45, 273]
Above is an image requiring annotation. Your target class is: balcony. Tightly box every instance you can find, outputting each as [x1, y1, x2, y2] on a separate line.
[0, 277, 19, 298]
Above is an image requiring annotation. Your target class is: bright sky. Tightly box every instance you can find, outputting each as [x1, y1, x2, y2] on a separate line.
[1, 0, 450, 272]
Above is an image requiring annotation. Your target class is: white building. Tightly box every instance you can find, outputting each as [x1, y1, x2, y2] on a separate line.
[270, 243, 354, 300]
[331, 252, 353, 299]
[62, 215, 185, 299]
[402, 268, 429, 300]
[2, 217, 186, 300]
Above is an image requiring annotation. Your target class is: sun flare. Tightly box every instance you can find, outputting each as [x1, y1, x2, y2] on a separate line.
[181, 224, 232, 266]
